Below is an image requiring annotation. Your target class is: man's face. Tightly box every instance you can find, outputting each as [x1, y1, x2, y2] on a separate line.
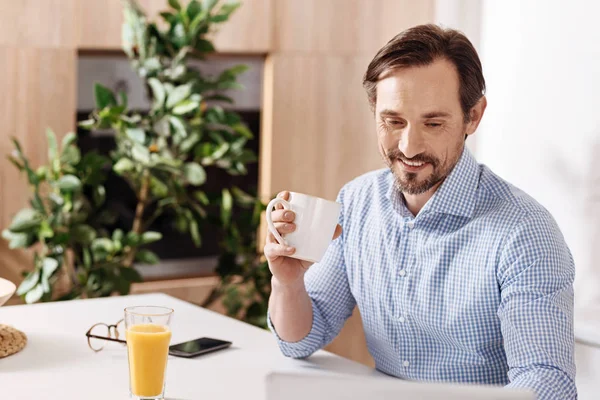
[375, 58, 471, 195]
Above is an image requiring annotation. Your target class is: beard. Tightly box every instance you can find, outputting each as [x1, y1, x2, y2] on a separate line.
[383, 142, 463, 196]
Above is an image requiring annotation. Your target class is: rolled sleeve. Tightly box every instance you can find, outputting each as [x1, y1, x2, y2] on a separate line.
[498, 211, 577, 400]
[267, 297, 330, 358]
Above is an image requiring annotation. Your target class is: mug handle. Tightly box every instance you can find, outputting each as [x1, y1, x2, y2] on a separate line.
[266, 198, 291, 246]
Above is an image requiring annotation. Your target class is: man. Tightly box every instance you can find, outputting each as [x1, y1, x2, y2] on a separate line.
[264, 24, 576, 400]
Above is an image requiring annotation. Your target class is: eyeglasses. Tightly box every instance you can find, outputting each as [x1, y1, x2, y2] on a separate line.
[85, 319, 127, 352]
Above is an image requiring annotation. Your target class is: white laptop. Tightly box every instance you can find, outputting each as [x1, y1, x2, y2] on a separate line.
[265, 372, 535, 400]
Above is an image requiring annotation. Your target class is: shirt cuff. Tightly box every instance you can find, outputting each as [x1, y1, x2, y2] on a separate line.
[267, 298, 329, 359]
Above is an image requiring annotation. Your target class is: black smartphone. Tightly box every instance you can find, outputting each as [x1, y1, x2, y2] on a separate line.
[169, 337, 232, 358]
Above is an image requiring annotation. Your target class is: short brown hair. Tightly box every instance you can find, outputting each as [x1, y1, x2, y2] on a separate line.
[363, 24, 485, 122]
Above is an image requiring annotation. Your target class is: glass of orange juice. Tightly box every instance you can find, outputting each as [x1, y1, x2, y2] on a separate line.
[125, 306, 174, 400]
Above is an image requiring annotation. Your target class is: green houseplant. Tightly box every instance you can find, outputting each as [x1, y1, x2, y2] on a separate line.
[3, 0, 271, 328]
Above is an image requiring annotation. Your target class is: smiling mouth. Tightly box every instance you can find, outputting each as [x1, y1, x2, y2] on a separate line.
[397, 159, 429, 172]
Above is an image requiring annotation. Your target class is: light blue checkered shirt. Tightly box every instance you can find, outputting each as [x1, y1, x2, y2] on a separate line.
[268, 148, 576, 399]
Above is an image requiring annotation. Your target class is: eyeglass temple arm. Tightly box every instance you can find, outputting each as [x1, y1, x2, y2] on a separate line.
[85, 333, 126, 344]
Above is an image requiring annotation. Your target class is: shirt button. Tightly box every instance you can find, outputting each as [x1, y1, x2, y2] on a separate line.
[399, 269, 406, 277]
[407, 221, 415, 229]
[403, 360, 410, 367]
[399, 316, 406, 323]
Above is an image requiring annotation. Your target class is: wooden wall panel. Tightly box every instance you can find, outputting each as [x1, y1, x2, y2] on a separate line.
[0, 0, 78, 47]
[260, 54, 380, 202]
[0, 47, 77, 282]
[272, 0, 435, 55]
[78, 0, 272, 53]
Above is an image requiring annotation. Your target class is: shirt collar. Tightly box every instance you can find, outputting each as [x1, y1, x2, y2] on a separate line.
[386, 147, 480, 219]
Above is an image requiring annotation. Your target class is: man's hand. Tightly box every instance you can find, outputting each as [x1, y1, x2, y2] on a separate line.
[264, 191, 342, 287]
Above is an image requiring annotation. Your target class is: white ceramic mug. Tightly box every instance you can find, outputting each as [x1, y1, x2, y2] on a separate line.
[266, 192, 341, 263]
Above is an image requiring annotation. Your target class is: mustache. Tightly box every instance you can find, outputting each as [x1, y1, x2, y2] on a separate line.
[386, 149, 437, 165]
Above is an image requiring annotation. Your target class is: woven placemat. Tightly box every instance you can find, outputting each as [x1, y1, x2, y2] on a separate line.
[0, 324, 27, 358]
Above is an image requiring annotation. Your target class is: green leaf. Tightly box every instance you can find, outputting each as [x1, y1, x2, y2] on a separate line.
[60, 145, 81, 165]
[219, 64, 249, 81]
[205, 94, 233, 103]
[231, 186, 255, 206]
[221, 188, 233, 226]
[91, 238, 114, 254]
[17, 269, 40, 296]
[131, 144, 150, 164]
[169, 116, 187, 138]
[148, 78, 166, 110]
[210, 13, 229, 22]
[218, 2, 240, 17]
[160, 11, 176, 24]
[61, 132, 77, 150]
[183, 162, 206, 185]
[187, 0, 203, 19]
[38, 220, 54, 239]
[232, 122, 253, 138]
[56, 175, 82, 191]
[173, 100, 199, 115]
[9, 208, 42, 232]
[78, 119, 95, 129]
[72, 224, 97, 244]
[140, 231, 162, 244]
[125, 232, 140, 246]
[212, 142, 230, 159]
[42, 257, 60, 280]
[112, 229, 124, 242]
[126, 128, 146, 144]
[204, 0, 219, 11]
[135, 249, 160, 264]
[24, 283, 44, 304]
[94, 83, 117, 109]
[153, 117, 170, 136]
[168, 0, 181, 10]
[194, 191, 210, 205]
[113, 158, 135, 174]
[121, 114, 142, 124]
[83, 248, 92, 268]
[179, 132, 200, 153]
[46, 129, 58, 161]
[189, 219, 201, 247]
[93, 185, 106, 206]
[166, 83, 193, 108]
[120, 266, 143, 283]
[119, 90, 128, 108]
[195, 39, 215, 52]
[150, 176, 169, 197]
[2, 229, 32, 249]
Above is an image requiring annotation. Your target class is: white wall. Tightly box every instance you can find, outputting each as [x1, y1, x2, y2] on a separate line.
[477, 0, 600, 307]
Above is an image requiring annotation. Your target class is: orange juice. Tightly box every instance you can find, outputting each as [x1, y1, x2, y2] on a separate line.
[126, 324, 172, 397]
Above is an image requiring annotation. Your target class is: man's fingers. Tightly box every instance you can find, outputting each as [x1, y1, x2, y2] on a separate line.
[270, 209, 295, 223]
[332, 224, 342, 240]
[264, 242, 295, 261]
[275, 191, 290, 209]
[273, 222, 296, 233]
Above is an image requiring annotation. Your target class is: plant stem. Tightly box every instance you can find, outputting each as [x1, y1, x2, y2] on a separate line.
[124, 169, 151, 267]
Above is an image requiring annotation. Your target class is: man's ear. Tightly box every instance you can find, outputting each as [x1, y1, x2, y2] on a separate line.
[466, 96, 487, 137]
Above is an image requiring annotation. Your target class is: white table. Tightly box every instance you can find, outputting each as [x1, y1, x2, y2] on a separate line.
[0, 293, 380, 400]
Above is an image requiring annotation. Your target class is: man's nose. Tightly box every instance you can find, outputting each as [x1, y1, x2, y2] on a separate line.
[397, 125, 425, 159]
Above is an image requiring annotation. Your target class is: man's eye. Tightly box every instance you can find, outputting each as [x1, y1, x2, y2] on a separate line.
[386, 119, 403, 126]
[426, 123, 442, 128]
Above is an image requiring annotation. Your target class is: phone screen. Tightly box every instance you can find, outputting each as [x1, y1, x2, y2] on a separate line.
[169, 337, 232, 356]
